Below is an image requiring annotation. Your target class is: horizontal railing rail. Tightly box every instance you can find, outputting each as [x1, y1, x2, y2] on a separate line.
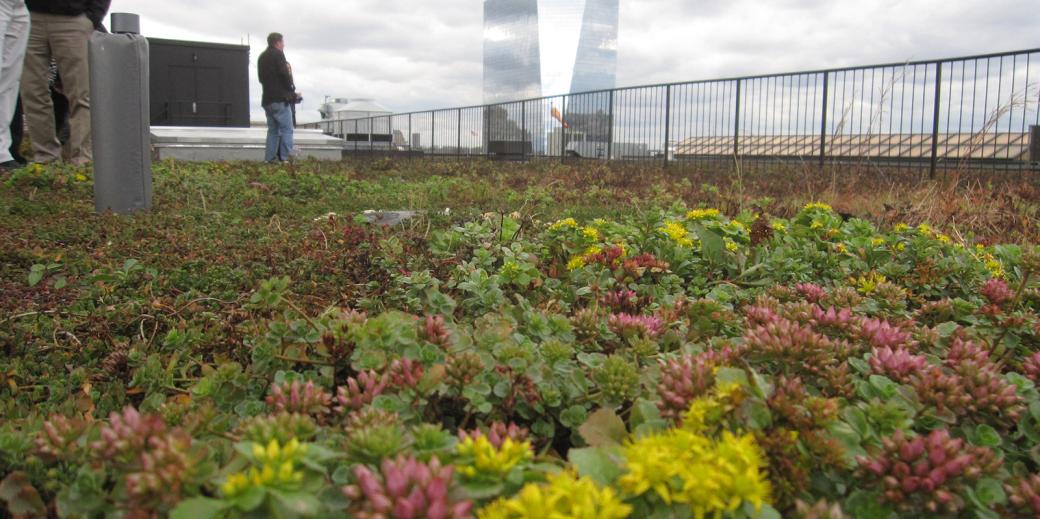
[303, 48, 1040, 174]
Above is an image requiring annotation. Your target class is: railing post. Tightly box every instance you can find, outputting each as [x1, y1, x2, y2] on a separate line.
[1030, 125, 1040, 165]
[607, 90, 614, 161]
[733, 79, 741, 159]
[663, 85, 671, 167]
[521, 102, 527, 162]
[560, 96, 567, 162]
[408, 113, 412, 153]
[368, 118, 373, 153]
[929, 61, 943, 179]
[353, 120, 358, 153]
[388, 116, 394, 155]
[819, 72, 829, 170]
[457, 108, 462, 157]
[432, 111, 436, 156]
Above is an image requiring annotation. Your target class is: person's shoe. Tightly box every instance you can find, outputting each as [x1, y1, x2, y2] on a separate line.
[0, 160, 24, 171]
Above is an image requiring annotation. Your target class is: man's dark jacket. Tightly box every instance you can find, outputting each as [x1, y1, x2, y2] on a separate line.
[27, 0, 111, 29]
[258, 46, 294, 107]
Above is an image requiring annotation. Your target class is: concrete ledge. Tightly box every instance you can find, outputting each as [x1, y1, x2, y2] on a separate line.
[151, 126, 345, 162]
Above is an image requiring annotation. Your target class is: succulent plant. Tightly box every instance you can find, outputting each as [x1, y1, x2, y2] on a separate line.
[607, 312, 663, 339]
[592, 355, 641, 405]
[343, 456, 473, 519]
[856, 429, 1001, 514]
[421, 314, 453, 348]
[980, 278, 1014, 306]
[869, 347, 927, 383]
[336, 370, 389, 413]
[237, 412, 319, 445]
[857, 317, 913, 350]
[656, 349, 734, 421]
[1004, 473, 1040, 517]
[458, 421, 529, 449]
[794, 283, 827, 304]
[266, 379, 333, 419]
[792, 499, 849, 519]
[93, 406, 169, 462]
[36, 414, 87, 460]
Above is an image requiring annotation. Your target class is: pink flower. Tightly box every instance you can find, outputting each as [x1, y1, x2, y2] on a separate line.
[795, 283, 827, 303]
[857, 317, 913, 349]
[869, 347, 927, 382]
[980, 278, 1013, 306]
[266, 379, 333, 419]
[343, 456, 473, 519]
[608, 313, 663, 339]
[336, 370, 388, 413]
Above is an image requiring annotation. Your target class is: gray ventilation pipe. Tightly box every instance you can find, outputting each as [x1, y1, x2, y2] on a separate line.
[89, 13, 151, 214]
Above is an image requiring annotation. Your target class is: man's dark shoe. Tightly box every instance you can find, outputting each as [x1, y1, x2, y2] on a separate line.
[0, 160, 23, 171]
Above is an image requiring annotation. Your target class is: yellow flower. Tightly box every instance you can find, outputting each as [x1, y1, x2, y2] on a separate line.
[826, 229, 840, 239]
[478, 471, 632, 519]
[896, 243, 906, 251]
[810, 220, 824, 230]
[803, 202, 833, 212]
[567, 256, 586, 271]
[222, 441, 306, 498]
[770, 220, 786, 232]
[660, 222, 694, 248]
[74, 173, 87, 182]
[916, 223, 932, 235]
[686, 208, 721, 220]
[456, 436, 532, 479]
[549, 218, 578, 231]
[986, 259, 1005, 279]
[835, 243, 848, 254]
[936, 233, 952, 244]
[619, 428, 770, 516]
[871, 237, 885, 247]
[894, 223, 910, 233]
[593, 218, 607, 226]
[724, 239, 739, 253]
[729, 220, 749, 234]
[582, 227, 601, 241]
[853, 272, 887, 294]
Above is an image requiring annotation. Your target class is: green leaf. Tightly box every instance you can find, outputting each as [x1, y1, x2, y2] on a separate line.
[974, 424, 1002, 448]
[27, 269, 44, 286]
[848, 357, 871, 375]
[868, 375, 899, 398]
[569, 447, 623, 485]
[715, 367, 750, 389]
[695, 226, 725, 264]
[0, 471, 46, 516]
[577, 408, 627, 447]
[935, 321, 959, 338]
[842, 407, 870, 437]
[560, 404, 588, 428]
[170, 497, 226, 519]
[630, 398, 662, 429]
[53, 275, 67, 289]
[974, 477, 1007, 506]
[844, 489, 894, 519]
[270, 489, 324, 518]
[744, 399, 773, 430]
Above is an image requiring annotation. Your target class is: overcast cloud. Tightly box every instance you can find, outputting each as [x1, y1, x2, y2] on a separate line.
[112, 0, 1036, 123]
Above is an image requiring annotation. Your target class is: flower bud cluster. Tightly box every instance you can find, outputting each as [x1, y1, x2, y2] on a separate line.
[343, 456, 473, 519]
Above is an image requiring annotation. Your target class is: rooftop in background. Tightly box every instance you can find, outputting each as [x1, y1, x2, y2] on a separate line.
[318, 97, 393, 121]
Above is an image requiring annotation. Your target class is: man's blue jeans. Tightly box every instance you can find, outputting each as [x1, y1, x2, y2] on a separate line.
[263, 102, 294, 161]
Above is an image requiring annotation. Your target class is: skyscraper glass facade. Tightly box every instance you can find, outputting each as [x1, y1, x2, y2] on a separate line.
[483, 0, 618, 104]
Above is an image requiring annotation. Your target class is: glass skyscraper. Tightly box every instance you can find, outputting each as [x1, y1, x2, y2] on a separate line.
[483, 0, 618, 104]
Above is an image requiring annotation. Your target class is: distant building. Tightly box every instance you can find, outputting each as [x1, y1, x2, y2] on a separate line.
[483, 0, 618, 104]
[318, 98, 392, 120]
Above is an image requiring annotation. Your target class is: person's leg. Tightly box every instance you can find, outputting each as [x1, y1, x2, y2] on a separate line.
[20, 13, 60, 163]
[273, 103, 294, 161]
[0, 2, 29, 164]
[9, 96, 24, 163]
[264, 104, 278, 162]
[47, 13, 91, 164]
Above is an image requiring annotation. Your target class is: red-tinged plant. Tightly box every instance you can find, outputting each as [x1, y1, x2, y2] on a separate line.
[944, 338, 1023, 425]
[980, 278, 1014, 307]
[421, 315, 452, 348]
[36, 414, 87, 460]
[124, 430, 203, 513]
[795, 283, 827, 304]
[811, 306, 854, 333]
[583, 245, 625, 269]
[768, 376, 838, 431]
[823, 286, 863, 309]
[916, 299, 957, 325]
[793, 499, 849, 519]
[744, 305, 781, 327]
[388, 358, 425, 389]
[742, 318, 835, 379]
[1004, 473, 1040, 517]
[342, 456, 473, 519]
[458, 421, 529, 449]
[856, 429, 1001, 514]
[570, 308, 603, 343]
[656, 348, 735, 420]
[607, 313, 663, 339]
[780, 301, 817, 325]
[93, 407, 168, 462]
[857, 317, 913, 350]
[336, 370, 388, 413]
[266, 379, 333, 419]
[445, 353, 483, 392]
[600, 289, 649, 313]
[870, 347, 927, 383]
[1022, 351, 1040, 383]
[911, 365, 972, 415]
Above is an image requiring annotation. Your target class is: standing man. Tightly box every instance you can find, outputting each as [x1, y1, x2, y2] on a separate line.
[21, 0, 109, 166]
[0, 0, 29, 171]
[258, 32, 297, 163]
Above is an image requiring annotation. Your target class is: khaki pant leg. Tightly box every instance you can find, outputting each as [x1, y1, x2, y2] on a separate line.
[48, 13, 92, 164]
[19, 13, 61, 163]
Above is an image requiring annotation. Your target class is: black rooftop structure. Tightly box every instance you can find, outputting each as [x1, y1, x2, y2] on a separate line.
[148, 37, 250, 127]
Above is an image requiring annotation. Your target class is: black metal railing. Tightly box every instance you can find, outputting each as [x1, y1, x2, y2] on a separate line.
[306, 48, 1040, 174]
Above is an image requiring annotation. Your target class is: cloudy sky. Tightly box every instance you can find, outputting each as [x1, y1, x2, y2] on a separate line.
[113, 0, 1036, 123]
